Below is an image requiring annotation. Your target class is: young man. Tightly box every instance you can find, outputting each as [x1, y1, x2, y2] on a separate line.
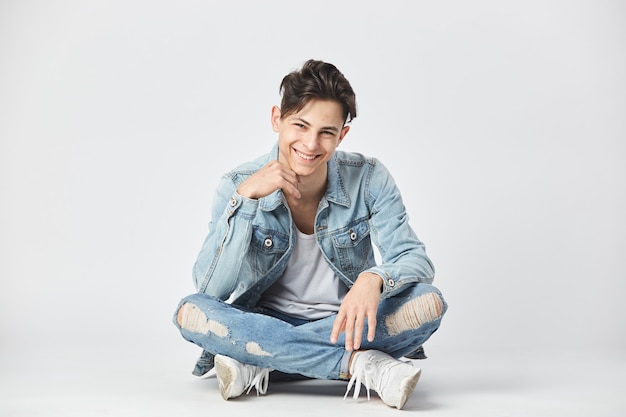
[174, 59, 447, 410]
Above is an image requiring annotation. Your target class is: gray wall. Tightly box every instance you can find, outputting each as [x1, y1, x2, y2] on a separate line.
[1, 1, 624, 361]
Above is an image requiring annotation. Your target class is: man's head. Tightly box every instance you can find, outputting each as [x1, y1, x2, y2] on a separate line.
[271, 60, 356, 183]
[279, 60, 357, 125]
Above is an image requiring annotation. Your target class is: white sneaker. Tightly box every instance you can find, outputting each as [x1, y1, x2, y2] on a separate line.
[214, 354, 271, 400]
[345, 350, 422, 409]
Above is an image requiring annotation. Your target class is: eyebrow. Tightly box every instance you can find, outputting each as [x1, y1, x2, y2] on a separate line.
[291, 117, 340, 133]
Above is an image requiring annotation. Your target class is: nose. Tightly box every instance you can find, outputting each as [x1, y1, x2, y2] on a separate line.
[301, 130, 319, 150]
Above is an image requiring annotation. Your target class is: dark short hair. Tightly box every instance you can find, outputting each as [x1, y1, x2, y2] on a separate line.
[279, 59, 357, 124]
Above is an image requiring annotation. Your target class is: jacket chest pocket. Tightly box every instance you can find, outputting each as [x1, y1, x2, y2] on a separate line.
[330, 221, 375, 273]
[247, 226, 289, 275]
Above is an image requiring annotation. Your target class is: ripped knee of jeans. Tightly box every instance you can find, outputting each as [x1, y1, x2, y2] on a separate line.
[177, 302, 229, 337]
[385, 292, 444, 336]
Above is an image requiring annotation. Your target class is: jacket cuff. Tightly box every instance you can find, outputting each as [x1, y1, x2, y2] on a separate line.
[364, 268, 398, 298]
[226, 192, 259, 219]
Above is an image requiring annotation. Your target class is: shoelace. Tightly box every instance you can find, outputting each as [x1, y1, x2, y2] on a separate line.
[344, 360, 376, 401]
[344, 355, 412, 401]
[245, 367, 271, 396]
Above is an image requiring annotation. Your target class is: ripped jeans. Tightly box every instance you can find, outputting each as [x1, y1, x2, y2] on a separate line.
[173, 283, 447, 380]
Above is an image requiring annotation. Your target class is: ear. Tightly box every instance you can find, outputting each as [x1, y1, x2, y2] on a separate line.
[337, 125, 350, 146]
[271, 106, 282, 132]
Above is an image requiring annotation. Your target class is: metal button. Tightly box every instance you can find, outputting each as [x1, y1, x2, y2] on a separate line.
[264, 237, 273, 248]
[388, 279, 395, 287]
[229, 197, 237, 207]
[349, 229, 357, 241]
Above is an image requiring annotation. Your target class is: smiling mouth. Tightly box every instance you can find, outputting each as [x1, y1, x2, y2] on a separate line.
[294, 149, 318, 161]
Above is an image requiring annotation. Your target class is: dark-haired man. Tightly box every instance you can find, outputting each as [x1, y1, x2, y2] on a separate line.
[174, 59, 446, 409]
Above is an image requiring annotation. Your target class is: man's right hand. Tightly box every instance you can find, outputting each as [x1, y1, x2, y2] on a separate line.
[236, 160, 301, 200]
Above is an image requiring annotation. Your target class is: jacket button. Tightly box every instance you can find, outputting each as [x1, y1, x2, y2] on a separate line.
[264, 237, 273, 248]
[388, 279, 395, 287]
[229, 197, 237, 207]
[349, 229, 357, 241]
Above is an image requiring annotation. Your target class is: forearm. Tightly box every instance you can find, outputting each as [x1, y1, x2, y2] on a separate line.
[366, 161, 435, 297]
[365, 246, 435, 298]
[193, 185, 259, 298]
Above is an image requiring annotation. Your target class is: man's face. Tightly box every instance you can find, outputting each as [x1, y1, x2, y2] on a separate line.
[272, 99, 350, 180]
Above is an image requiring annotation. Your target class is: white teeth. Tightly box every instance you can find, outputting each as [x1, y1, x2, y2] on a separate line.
[295, 150, 316, 160]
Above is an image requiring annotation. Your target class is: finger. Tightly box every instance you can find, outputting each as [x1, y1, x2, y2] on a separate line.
[274, 160, 298, 181]
[277, 171, 301, 199]
[367, 315, 377, 342]
[353, 315, 365, 350]
[279, 168, 298, 184]
[330, 313, 344, 344]
[344, 316, 355, 352]
[283, 181, 301, 199]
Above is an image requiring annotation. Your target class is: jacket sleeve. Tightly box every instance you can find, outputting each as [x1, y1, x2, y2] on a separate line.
[363, 159, 435, 298]
[192, 174, 259, 299]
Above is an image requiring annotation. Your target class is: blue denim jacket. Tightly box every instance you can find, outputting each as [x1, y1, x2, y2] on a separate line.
[192, 143, 435, 308]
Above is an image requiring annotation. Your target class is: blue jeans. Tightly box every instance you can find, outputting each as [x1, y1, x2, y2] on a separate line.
[173, 283, 446, 380]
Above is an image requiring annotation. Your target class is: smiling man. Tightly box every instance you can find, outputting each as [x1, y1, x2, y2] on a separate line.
[173, 59, 447, 410]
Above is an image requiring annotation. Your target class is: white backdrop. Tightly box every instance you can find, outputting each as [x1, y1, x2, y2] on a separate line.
[1, 0, 625, 371]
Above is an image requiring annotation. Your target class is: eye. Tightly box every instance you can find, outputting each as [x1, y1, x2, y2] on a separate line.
[294, 123, 306, 129]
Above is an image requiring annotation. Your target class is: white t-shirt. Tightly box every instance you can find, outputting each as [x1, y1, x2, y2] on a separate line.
[258, 228, 348, 320]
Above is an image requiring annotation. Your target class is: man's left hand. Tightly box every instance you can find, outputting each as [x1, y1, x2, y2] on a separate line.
[330, 272, 383, 351]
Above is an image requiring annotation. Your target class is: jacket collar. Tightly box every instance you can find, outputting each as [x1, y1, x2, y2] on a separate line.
[258, 143, 351, 211]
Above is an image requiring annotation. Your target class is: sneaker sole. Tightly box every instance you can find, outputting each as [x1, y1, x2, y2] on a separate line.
[214, 355, 238, 400]
[395, 367, 422, 409]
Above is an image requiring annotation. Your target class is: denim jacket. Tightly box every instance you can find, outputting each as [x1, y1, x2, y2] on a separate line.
[192, 143, 434, 308]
